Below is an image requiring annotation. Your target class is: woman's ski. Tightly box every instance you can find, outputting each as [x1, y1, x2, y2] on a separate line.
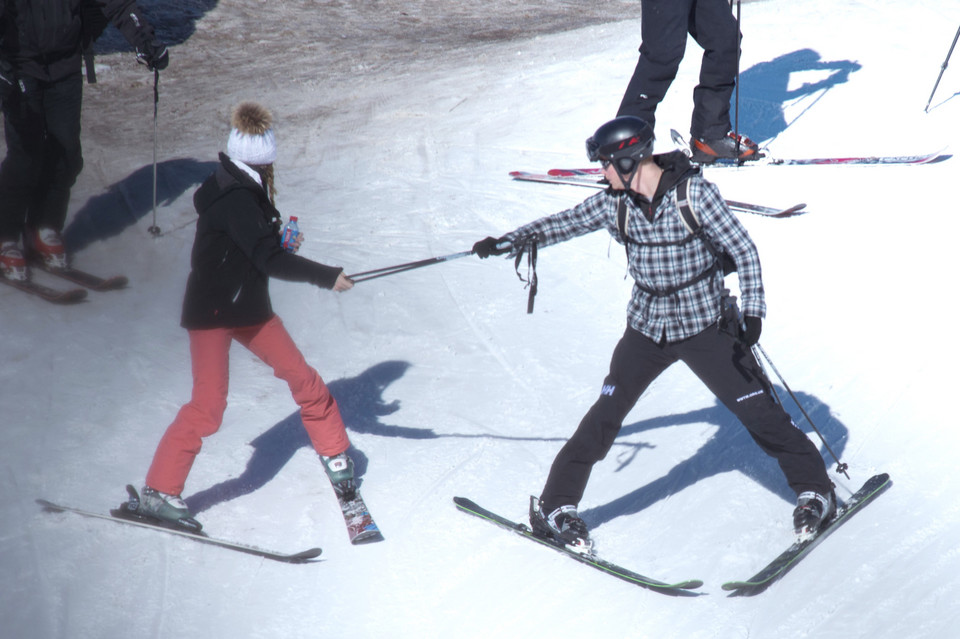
[36, 495, 322, 563]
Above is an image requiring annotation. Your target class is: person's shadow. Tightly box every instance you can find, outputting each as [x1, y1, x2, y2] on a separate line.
[579, 390, 849, 528]
[63, 158, 216, 252]
[93, 0, 219, 54]
[735, 49, 862, 144]
[186, 361, 426, 514]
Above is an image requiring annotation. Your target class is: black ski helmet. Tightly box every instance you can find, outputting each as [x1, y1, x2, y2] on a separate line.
[585, 116, 655, 176]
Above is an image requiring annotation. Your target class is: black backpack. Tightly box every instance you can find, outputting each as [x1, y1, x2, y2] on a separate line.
[615, 178, 736, 297]
[673, 179, 737, 276]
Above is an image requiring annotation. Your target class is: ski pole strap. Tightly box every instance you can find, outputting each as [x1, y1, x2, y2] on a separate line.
[513, 235, 538, 314]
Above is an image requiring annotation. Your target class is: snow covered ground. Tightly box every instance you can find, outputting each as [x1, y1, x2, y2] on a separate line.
[2, 0, 960, 636]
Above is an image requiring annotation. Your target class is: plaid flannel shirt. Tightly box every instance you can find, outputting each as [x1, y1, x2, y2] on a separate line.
[503, 176, 766, 343]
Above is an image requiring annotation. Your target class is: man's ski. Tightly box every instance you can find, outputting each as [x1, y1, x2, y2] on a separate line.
[454, 496, 703, 596]
[509, 171, 805, 217]
[337, 488, 384, 544]
[32, 261, 129, 291]
[722, 473, 891, 596]
[36, 494, 323, 564]
[0, 276, 88, 304]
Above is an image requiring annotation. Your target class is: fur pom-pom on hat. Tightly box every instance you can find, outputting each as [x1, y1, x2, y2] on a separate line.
[227, 101, 277, 166]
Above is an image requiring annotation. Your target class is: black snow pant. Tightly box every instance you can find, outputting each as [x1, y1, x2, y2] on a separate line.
[0, 72, 84, 241]
[539, 324, 832, 513]
[616, 0, 740, 141]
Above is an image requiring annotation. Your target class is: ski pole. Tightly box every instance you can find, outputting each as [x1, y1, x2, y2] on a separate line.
[751, 343, 850, 479]
[925, 24, 960, 113]
[732, 0, 742, 159]
[347, 249, 476, 283]
[148, 68, 161, 237]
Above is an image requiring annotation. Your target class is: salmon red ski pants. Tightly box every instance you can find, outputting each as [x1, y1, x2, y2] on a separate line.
[145, 315, 350, 496]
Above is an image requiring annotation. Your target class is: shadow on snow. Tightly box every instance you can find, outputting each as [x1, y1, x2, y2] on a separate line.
[184, 359, 849, 522]
[63, 158, 216, 252]
[736, 48, 862, 145]
[93, 0, 219, 54]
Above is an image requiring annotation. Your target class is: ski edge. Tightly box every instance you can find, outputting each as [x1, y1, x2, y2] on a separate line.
[720, 473, 892, 595]
[36, 498, 323, 563]
[453, 497, 703, 593]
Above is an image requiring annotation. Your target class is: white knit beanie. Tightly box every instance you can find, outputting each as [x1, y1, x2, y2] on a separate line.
[226, 102, 277, 166]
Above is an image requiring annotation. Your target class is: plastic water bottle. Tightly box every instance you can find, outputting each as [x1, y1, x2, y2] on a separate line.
[281, 216, 300, 253]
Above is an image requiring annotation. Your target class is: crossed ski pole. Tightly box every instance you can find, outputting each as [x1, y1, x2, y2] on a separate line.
[346, 249, 476, 283]
[347, 240, 514, 283]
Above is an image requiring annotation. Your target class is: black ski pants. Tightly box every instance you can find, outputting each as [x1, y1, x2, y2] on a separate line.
[616, 0, 740, 141]
[0, 72, 84, 241]
[539, 324, 832, 512]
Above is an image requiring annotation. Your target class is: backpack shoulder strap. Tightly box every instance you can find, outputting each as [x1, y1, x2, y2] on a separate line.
[616, 194, 630, 244]
[675, 179, 701, 234]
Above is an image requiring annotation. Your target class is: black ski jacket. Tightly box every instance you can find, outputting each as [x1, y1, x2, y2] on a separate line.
[0, 0, 156, 82]
[180, 153, 343, 330]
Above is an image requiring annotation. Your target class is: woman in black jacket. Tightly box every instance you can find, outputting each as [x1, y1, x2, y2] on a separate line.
[136, 102, 355, 530]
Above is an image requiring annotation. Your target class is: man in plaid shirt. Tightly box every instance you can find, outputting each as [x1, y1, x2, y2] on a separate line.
[474, 116, 834, 551]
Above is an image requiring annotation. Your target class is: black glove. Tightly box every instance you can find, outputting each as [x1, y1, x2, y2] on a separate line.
[473, 236, 511, 259]
[739, 315, 762, 347]
[136, 41, 169, 71]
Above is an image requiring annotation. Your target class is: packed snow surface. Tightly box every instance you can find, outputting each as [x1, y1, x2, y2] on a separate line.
[2, 0, 959, 637]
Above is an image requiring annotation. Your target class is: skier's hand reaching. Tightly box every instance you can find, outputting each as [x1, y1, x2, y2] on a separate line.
[333, 272, 354, 292]
[473, 236, 511, 258]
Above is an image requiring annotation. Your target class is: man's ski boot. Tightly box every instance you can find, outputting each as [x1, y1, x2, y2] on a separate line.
[530, 496, 592, 553]
[321, 452, 357, 501]
[0, 240, 28, 281]
[793, 490, 836, 539]
[116, 485, 203, 533]
[691, 131, 761, 164]
[27, 227, 68, 270]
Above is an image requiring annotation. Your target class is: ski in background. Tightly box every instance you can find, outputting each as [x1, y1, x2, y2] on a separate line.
[669, 129, 948, 167]
[30, 260, 129, 291]
[0, 276, 88, 304]
[508, 171, 806, 218]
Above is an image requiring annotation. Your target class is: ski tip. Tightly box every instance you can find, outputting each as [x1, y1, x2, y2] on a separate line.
[670, 579, 705, 590]
[351, 531, 385, 545]
[36, 498, 65, 512]
[289, 547, 324, 561]
[721, 582, 763, 596]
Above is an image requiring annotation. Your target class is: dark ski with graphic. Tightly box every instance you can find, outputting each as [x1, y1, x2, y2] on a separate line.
[454, 496, 702, 596]
[0, 276, 88, 304]
[337, 489, 384, 544]
[723, 473, 892, 596]
[36, 488, 323, 563]
[508, 171, 805, 217]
